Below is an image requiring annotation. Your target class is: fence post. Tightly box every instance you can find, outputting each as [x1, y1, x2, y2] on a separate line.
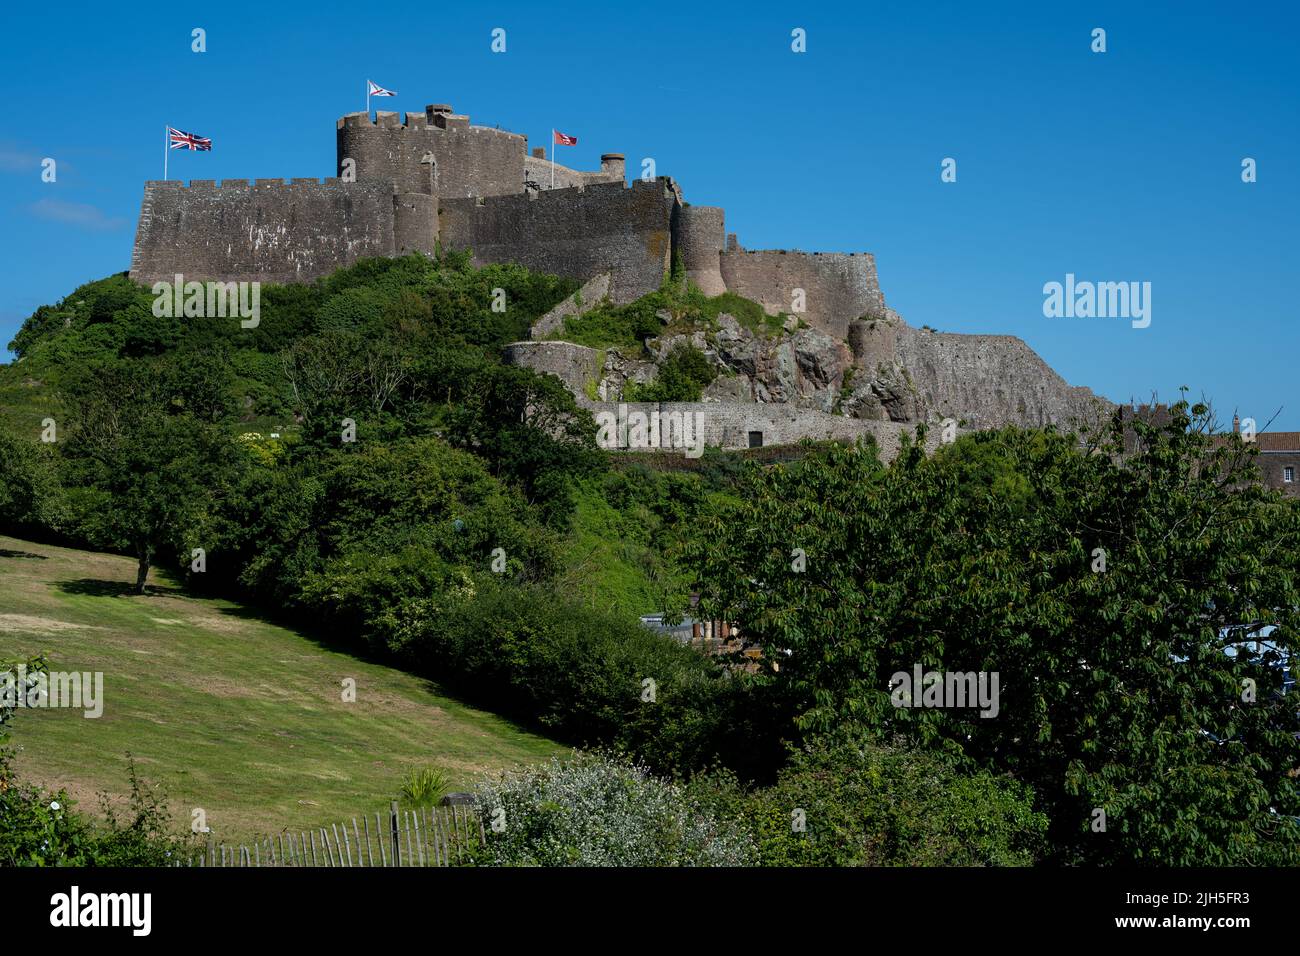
[390, 800, 401, 866]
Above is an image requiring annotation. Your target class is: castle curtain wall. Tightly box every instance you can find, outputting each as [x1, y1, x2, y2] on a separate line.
[438, 180, 677, 303]
[719, 250, 886, 340]
[129, 179, 399, 286]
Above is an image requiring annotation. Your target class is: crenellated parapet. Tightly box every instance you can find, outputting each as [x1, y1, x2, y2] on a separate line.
[336, 104, 525, 199]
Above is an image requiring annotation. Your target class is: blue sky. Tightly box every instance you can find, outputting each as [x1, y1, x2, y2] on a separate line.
[2, 0, 1296, 427]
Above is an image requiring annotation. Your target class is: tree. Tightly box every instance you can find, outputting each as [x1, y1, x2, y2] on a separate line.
[61, 359, 242, 593]
[0, 434, 64, 532]
[681, 400, 1300, 864]
[448, 364, 604, 527]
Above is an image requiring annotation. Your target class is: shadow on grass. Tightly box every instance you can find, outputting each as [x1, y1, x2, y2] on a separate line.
[0, 549, 48, 560]
[55, 578, 187, 598]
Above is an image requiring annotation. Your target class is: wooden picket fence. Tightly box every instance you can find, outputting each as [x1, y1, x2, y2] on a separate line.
[181, 801, 484, 867]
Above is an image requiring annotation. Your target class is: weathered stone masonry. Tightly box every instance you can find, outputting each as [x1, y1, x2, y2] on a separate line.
[127, 96, 1114, 455]
[128, 99, 891, 338]
[440, 180, 676, 304]
[129, 178, 421, 287]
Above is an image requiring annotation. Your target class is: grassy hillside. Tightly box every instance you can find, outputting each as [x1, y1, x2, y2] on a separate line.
[0, 533, 564, 841]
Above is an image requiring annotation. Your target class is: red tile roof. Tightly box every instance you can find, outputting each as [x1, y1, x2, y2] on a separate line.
[1253, 432, 1300, 451]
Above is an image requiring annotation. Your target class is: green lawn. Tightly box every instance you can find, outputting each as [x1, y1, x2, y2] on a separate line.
[0, 534, 564, 841]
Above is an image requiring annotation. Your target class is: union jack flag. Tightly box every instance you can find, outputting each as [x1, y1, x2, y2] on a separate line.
[168, 127, 212, 151]
[367, 80, 396, 97]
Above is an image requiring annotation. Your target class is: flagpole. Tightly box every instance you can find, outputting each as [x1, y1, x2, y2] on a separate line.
[366, 79, 370, 118]
[164, 126, 168, 181]
[550, 129, 554, 189]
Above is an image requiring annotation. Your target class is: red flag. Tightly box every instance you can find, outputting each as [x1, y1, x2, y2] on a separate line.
[553, 130, 578, 146]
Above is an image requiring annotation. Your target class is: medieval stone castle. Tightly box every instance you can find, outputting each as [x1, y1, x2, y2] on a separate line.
[129, 99, 1123, 460]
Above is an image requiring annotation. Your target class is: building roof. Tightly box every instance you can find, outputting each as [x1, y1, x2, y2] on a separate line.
[1254, 432, 1300, 451]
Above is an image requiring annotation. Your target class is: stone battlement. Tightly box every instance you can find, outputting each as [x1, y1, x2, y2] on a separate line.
[124, 94, 1110, 447]
[440, 178, 676, 304]
[131, 96, 891, 335]
[129, 178, 432, 286]
[143, 177, 344, 190]
[337, 104, 476, 130]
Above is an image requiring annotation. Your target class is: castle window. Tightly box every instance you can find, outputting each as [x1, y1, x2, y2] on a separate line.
[1285, 467, 1295, 483]
[748, 431, 763, 448]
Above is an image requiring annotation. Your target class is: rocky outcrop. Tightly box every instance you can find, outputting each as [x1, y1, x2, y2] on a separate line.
[842, 313, 1111, 428]
[507, 298, 1114, 447]
[698, 314, 851, 410]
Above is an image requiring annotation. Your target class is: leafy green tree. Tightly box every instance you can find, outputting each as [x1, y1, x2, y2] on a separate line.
[0, 434, 64, 532]
[60, 359, 243, 592]
[682, 400, 1300, 864]
[448, 364, 604, 527]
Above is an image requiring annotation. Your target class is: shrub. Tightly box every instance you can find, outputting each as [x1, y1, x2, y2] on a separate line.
[2, 659, 194, 866]
[401, 583, 788, 779]
[470, 752, 755, 866]
[625, 344, 716, 402]
[400, 767, 450, 808]
[689, 735, 1048, 866]
[0, 760, 196, 867]
[554, 297, 664, 350]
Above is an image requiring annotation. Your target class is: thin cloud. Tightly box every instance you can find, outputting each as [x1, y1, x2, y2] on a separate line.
[27, 198, 126, 232]
[0, 145, 42, 172]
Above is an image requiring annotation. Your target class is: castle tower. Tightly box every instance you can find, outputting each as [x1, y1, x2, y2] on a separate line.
[674, 205, 727, 296]
[600, 153, 626, 182]
[392, 192, 438, 255]
[336, 103, 526, 199]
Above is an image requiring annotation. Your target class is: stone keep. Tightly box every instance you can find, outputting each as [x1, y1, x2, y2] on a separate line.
[129, 99, 891, 328]
[128, 97, 1111, 444]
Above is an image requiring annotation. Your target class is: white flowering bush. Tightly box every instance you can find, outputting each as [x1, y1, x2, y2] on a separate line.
[470, 752, 755, 866]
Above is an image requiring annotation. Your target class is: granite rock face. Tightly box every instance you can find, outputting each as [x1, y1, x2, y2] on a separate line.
[844, 314, 1111, 428]
[505, 281, 1113, 446]
[620, 310, 1112, 429]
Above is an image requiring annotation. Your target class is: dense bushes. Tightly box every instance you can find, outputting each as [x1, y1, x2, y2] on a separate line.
[468, 741, 1044, 868]
[625, 344, 716, 402]
[553, 282, 781, 352]
[689, 735, 1048, 866]
[470, 752, 754, 866]
[400, 583, 787, 778]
